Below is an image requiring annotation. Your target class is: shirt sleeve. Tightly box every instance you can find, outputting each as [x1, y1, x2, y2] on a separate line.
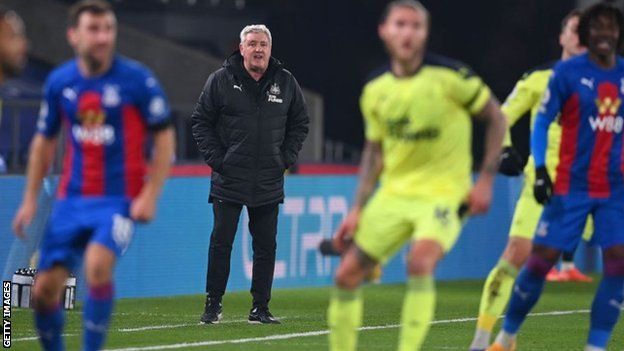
[448, 66, 492, 115]
[501, 73, 536, 146]
[135, 68, 172, 131]
[360, 87, 384, 142]
[531, 69, 569, 167]
[36, 78, 62, 138]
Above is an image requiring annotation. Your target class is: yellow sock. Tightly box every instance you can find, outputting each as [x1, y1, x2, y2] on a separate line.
[328, 287, 363, 351]
[398, 276, 435, 351]
[477, 259, 519, 332]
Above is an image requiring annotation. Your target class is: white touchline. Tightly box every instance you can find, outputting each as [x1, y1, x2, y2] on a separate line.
[118, 318, 259, 332]
[103, 309, 593, 351]
[13, 318, 289, 341]
[118, 323, 209, 332]
[13, 333, 78, 342]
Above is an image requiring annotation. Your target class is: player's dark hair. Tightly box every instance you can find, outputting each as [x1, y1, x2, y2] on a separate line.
[68, 0, 113, 28]
[379, 0, 429, 24]
[561, 8, 583, 32]
[578, 2, 624, 50]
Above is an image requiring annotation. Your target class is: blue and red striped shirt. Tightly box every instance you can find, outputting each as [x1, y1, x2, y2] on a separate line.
[532, 53, 624, 198]
[37, 56, 171, 199]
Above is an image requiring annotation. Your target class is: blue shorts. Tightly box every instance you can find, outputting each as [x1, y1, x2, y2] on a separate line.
[38, 197, 134, 272]
[533, 192, 624, 252]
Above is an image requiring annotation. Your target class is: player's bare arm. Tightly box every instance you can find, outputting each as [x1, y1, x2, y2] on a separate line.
[130, 127, 175, 223]
[353, 141, 383, 209]
[12, 134, 57, 237]
[469, 97, 507, 215]
[333, 140, 383, 252]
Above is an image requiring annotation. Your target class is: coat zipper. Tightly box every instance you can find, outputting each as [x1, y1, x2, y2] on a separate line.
[251, 81, 262, 205]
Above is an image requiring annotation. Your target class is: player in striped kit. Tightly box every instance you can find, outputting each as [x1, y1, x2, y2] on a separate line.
[490, 3, 624, 351]
[11, 1, 175, 350]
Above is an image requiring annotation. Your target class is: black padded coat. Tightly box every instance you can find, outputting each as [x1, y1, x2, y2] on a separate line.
[191, 52, 309, 207]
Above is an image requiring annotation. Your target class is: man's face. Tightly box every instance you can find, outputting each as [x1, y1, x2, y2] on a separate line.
[68, 11, 116, 70]
[587, 14, 620, 58]
[378, 6, 428, 63]
[0, 14, 27, 78]
[560, 16, 586, 57]
[239, 32, 271, 73]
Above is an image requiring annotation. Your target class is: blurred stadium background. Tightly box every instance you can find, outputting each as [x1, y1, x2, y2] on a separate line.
[4, 0, 619, 171]
[1, 0, 622, 350]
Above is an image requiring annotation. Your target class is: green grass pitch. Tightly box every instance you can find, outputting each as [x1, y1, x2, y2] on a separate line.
[8, 279, 624, 350]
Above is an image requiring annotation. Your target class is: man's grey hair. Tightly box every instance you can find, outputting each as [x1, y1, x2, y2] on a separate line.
[240, 24, 272, 45]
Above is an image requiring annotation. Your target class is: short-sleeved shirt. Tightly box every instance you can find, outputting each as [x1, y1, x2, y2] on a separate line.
[37, 55, 171, 199]
[360, 53, 491, 201]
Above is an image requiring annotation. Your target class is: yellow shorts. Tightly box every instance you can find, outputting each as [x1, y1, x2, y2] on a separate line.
[354, 192, 463, 264]
[509, 178, 593, 241]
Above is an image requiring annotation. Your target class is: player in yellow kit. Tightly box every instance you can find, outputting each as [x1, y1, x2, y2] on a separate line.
[468, 9, 592, 351]
[327, 1, 507, 350]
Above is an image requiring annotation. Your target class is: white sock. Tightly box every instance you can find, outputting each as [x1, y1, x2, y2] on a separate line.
[469, 328, 491, 349]
[494, 330, 516, 349]
[561, 261, 575, 272]
[584, 345, 605, 351]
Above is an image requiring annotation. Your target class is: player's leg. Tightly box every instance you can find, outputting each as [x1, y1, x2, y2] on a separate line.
[83, 243, 116, 351]
[82, 199, 134, 350]
[328, 245, 376, 351]
[203, 199, 243, 323]
[398, 239, 443, 351]
[33, 200, 84, 351]
[329, 193, 411, 351]
[492, 194, 589, 350]
[491, 244, 560, 350]
[399, 199, 463, 351]
[476, 182, 540, 327]
[585, 198, 624, 351]
[558, 218, 594, 282]
[470, 186, 537, 351]
[32, 265, 70, 351]
[558, 250, 592, 282]
[585, 245, 624, 351]
[469, 238, 528, 350]
[560, 251, 575, 271]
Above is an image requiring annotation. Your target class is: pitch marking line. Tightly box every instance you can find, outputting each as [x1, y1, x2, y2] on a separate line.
[103, 309, 592, 351]
[118, 318, 252, 332]
[13, 317, 291, 341]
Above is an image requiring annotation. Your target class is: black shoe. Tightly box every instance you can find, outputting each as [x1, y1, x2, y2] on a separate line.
[200, 298, 223, 324]
[248, 307, 281, 324]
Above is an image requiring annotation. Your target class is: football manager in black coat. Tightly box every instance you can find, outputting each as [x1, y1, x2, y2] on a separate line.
[191, 24, 309, 325]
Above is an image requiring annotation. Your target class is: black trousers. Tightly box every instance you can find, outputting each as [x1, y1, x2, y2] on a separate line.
[205, 199, 279, 308]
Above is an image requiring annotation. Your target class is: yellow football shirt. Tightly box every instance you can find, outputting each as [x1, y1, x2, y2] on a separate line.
[360, 53, 491, 201]
[501, 61, 561, 179]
